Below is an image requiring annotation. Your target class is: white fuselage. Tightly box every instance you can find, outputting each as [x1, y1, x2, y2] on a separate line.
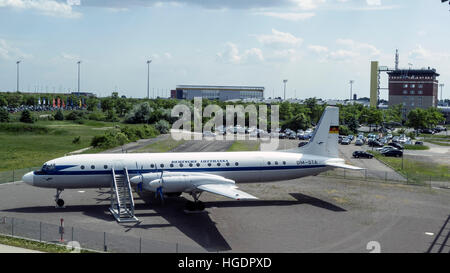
[25, 151, 337, 190]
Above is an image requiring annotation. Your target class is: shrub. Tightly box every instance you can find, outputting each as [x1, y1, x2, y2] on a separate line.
[72, 136, 81, 144]
[0, 108, 9, 123]
[54, 110, 64, 121]
[66, 111, 86, 121]
[20, 110, 34, 123]
[88, 111, 105, 121]
[155, 120, 170, 134]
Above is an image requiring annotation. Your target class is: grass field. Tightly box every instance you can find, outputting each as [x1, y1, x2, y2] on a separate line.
[134, 138, 186, 153]
[369, 151, 450, 184]
[0, 120, 119, 172]
[404, 144, 430, 150]
[227, 140, 260, 152]
[0, 234, 95, 253]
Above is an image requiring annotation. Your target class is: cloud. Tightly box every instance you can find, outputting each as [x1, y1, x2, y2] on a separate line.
[291, 0, 325, 10]
[0, 0, 81, 18]
[255, 11, 315, 21]
[366, 0, 381, 6]
[336, 38, 380, 56]
[0, 39, 31, 60]
[216, 42, 264, 64]
[255, 29, 303, 48]
[308, 45, 328, 54]
[61, 52, 80, 61]
[67, 0, 324, 10]
[408, 45, 431, 60]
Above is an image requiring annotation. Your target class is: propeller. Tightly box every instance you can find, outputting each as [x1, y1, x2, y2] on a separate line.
[154, 168, 165, 204]
[135, 162, 144, 192]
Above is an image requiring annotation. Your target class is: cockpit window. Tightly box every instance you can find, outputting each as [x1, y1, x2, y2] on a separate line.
[41, 163, 56, 172]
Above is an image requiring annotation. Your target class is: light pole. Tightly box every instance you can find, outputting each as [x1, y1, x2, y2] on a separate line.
[16, 61, 21, 92]
[283, 79, 288, 100]
[349, 80, 354, 101]
[147, 60, 152, 99]
[77, 61, 81, 95]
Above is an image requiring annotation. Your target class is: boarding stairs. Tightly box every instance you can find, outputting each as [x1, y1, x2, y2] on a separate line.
[109, 167, 139, 223]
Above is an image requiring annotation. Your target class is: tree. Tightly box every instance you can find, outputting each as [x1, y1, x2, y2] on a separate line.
[406, 108, 428, 130]
[0, 108, 9, 122]
[20, 110, 34, 123]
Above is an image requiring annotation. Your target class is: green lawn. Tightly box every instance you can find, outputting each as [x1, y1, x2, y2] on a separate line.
[0, 234, 95, 253]
[134, 138, 186, 153]
[0, 120, 119, 172]
[404, 144, 429, 150]
[369, 151, 450, 184]
[227, 140, 260, 152]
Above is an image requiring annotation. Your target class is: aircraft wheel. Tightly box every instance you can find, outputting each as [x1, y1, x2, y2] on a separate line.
[56, 199, 65, 208]
[185, 201, 195, 211]
[195, 201, 205, 211]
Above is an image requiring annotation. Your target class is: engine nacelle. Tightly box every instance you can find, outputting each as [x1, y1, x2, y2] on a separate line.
[130, 172, 235, 193]
[143, 176, 187, 193]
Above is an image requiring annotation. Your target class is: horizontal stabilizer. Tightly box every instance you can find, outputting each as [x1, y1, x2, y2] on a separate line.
[325, 162, 364, 170]
[197, 184, 258, 200]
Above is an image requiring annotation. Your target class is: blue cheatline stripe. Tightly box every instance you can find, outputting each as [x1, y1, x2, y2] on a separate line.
[34, 164, 328, 176]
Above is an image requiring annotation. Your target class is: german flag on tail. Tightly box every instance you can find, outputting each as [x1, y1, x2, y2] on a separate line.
[329, 126, 339, 134]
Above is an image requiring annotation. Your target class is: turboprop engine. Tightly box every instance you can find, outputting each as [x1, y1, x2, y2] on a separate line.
[129, 172, 235, 193]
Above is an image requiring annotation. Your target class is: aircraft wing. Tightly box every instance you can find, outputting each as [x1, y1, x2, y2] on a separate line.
[325, 162, 364, 170]
[196, 184, 258, 200]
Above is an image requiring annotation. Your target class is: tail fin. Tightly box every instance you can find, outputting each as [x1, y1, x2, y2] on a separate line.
[286, 106, 339, 158]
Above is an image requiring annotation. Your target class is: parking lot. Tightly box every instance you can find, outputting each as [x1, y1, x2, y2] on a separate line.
[0, 137, 449, 253]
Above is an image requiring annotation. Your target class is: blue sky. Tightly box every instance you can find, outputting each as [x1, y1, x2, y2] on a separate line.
[0, 0, 449, 100]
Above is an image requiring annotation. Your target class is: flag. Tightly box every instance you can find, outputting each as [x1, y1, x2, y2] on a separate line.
[57, 98, 61, 108]
[38, 98, 41, 105]
[53, 98, 56, 107]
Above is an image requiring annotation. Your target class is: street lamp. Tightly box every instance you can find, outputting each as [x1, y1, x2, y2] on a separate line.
[16, 60, 21, 92]
[349, 80, 354, 101]
[147, 60, 152, 99]
[77, 61, 81, 95]
[283, 79, 288, 100]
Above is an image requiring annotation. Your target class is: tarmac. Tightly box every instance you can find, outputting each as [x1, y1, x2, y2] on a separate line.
[0, 137, 448, 253]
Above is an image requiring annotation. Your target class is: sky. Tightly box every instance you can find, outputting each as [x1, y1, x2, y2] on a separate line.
[0, 0, 449, 100]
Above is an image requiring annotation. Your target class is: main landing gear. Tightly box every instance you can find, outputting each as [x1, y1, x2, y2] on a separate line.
[184, 192, 205, 212]
[55, 189, 65, 208]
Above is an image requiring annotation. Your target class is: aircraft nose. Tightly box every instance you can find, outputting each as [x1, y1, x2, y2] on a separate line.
[22, 172, 34, 186]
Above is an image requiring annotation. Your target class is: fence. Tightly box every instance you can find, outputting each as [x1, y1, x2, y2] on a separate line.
[0, 215, 204, 253]
[0, 167, 40, 184]
[319, 168, 449, 188]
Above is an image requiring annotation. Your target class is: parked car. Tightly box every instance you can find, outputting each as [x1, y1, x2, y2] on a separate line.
[381, 149, 403, 157]
[355, 138, 364, 146]
[341, 138, 351, 145]
[368, 139, 383, 147]
[352, 151, 374, 159]
[388, 142, 404, 150]
[434, 125, 447, 132]
[298, 141, 309, 147]
[415, 141, 424, 145]
[421, 128, 435, 134]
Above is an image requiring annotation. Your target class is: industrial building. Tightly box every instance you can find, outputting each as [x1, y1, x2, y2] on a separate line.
[171, 85, 264, 101]
[387, 68, 440, 117]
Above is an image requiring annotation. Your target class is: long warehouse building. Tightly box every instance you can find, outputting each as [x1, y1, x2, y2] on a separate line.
[171, 85, 264, 101]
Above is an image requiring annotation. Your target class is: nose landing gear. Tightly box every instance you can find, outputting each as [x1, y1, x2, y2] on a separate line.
[55, 189, 65, 208]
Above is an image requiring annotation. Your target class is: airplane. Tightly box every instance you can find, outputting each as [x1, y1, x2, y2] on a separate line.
[22, 106, 362, 212]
